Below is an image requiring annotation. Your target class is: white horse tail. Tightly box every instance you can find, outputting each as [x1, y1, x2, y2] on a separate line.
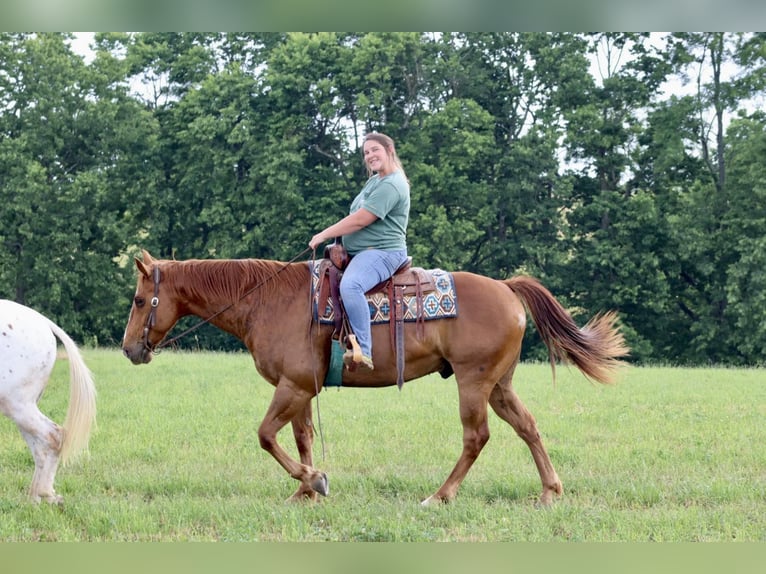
[46, 320, 97, 464]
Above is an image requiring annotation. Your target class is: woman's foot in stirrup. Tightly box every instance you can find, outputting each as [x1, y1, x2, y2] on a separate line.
[342, 349, 374, 371]
[357, 354, 374, 371]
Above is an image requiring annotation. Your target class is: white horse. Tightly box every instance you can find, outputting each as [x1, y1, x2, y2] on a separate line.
[0, 300, 97, 504]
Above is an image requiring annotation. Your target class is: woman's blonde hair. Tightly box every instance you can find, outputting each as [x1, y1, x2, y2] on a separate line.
[363, 132, 407, 180]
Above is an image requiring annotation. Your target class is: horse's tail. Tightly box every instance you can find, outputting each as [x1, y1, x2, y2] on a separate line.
[46, 321, 97, 464]
[503, 276, 629, 384]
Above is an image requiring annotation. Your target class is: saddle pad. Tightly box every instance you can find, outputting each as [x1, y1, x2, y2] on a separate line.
[309, 261, 458, 325]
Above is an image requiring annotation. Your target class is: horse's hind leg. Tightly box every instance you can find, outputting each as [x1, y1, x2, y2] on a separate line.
[421, 378, 494, 506]
[13, 408, 64, 504]
[489, 376, 562, 506]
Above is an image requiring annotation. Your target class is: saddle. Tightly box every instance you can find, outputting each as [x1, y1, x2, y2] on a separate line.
[316, 242, 436, 389]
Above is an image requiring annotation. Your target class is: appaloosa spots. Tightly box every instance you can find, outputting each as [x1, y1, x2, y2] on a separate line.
[0, 299, 96, 505]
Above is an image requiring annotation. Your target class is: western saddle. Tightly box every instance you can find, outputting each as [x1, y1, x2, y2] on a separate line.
[315, 241, 435, 388]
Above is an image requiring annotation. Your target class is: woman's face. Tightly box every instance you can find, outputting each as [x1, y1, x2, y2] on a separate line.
[363, 139, 392, 175]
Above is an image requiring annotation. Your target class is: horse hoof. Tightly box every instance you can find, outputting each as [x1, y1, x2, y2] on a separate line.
[286, 490, 318, 503]
[33, 493, 64, 506]
[537, 492, 558, 508]
[537, 483, 562, 507]
[420, 495, 447, 507]
[311, 472, 329, 497]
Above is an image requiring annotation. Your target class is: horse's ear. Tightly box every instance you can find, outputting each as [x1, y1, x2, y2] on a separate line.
[135, 255, 151, 278]
[141, 249, 155, 264]
[135, 258, 150, 278]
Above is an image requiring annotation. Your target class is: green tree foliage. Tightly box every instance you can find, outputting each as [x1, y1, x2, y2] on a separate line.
[720, 113, 766, 362]
[649, 32, 764, 364]
[1, 32, 764, 364]
[0, 33, 158, 344]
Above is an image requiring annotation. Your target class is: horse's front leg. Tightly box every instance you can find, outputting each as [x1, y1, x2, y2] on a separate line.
[286, 401, 319, 502]
[258, 377, 328, 502]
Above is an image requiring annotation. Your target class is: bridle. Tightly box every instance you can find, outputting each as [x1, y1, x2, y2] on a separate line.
[137, 247, 314, 354]
[140, 265, 162, 353]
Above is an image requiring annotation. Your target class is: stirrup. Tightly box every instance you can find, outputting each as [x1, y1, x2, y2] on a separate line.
[346, 334, 363, 363]
[343, 335, 374, 371]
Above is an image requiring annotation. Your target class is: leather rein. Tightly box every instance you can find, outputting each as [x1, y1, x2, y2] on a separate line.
[139, 248, 312, 354]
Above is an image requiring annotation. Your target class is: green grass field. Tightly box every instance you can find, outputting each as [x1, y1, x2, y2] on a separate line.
[0, 349, 764, 541]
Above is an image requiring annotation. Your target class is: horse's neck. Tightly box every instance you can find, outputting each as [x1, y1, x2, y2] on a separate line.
[171, 259, 302, 337]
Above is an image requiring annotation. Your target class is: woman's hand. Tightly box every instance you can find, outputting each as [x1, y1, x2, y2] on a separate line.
[309, 233, 326, 250]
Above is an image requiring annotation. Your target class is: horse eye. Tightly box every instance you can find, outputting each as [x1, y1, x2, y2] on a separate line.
[134, 296, 146, 308]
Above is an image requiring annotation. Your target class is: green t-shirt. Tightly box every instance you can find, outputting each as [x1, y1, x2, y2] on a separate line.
[342, 170, 410, 255]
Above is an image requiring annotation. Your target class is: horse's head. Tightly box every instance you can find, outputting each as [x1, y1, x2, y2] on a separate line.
[121, 249, 181, 365]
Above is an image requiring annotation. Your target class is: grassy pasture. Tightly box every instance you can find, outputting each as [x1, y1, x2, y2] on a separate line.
[0, 349, 764, 541]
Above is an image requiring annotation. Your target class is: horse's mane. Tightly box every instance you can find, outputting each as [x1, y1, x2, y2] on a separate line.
[166, 258, 308, 305]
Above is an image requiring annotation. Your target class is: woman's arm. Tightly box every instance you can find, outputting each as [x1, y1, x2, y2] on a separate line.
[309, 208, 378, 250]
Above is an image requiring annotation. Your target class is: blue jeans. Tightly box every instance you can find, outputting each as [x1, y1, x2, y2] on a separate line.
[340, 249, 408, 358]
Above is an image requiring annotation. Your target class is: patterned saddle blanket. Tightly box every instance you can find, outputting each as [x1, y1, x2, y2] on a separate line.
[309, 261, 458, 325]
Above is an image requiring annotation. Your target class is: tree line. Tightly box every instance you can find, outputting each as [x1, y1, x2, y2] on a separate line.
[1, 32, 764, 365]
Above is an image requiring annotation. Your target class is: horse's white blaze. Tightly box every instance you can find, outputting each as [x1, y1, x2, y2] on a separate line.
[0, 300, 96, 504]
[121, 288, 139, 346]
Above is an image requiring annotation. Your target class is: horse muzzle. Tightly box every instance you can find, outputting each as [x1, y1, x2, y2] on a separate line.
[122, 343, 153, 365]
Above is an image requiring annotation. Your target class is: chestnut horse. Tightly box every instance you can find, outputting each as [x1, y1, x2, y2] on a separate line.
[1, 299, 97, 504]
[121, 249, 628, 505]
